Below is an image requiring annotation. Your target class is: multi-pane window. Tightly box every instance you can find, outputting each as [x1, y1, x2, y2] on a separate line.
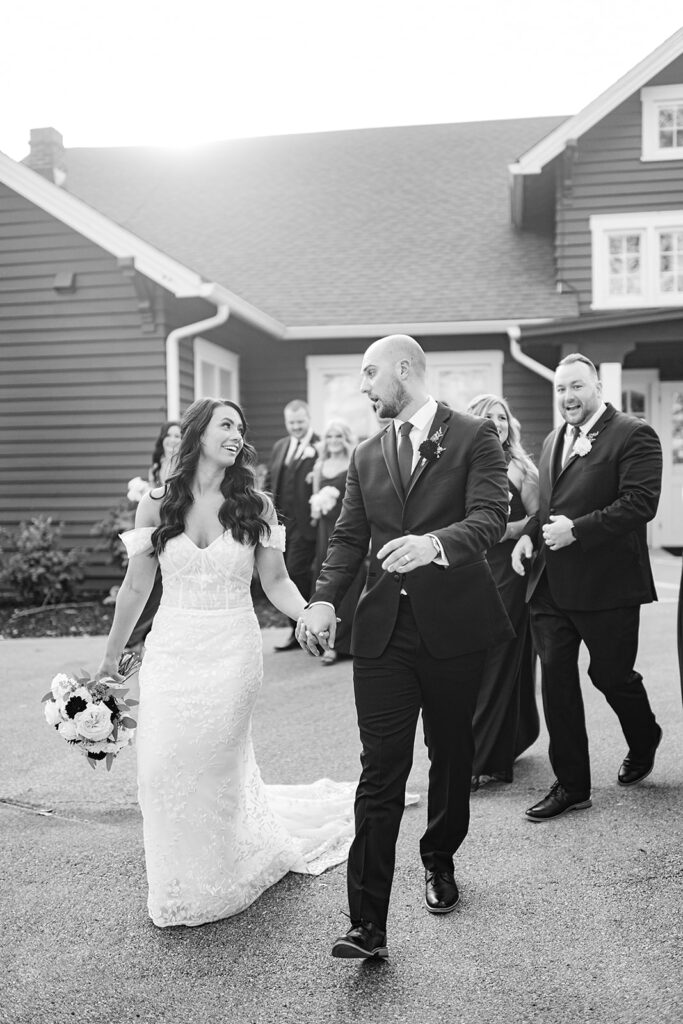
[641, 85, 683, 160]
[607, 233, 642, 295]
[591, 212, 683, 308]
[658, 104, 683, 150]
[658, 231, 683, 294]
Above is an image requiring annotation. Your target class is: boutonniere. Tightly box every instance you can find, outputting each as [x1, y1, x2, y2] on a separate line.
[418, 426, 446, 463]
[298, 445, 318, 460]
[573, 431, 599, 457]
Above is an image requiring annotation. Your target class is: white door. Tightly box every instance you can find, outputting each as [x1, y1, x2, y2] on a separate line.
[657, 382, 683, 548]
[194, 337, 239, 403]
[623, 370, 683, 548]
[306, 350, 504, 441]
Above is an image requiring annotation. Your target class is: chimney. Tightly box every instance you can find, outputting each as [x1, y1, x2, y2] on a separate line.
[24, 127, 67, 186]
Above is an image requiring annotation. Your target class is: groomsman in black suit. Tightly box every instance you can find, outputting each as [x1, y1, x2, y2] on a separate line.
[512, 353, 663, 822]
[266, 400, 319, 651]
[297, 335, 513, 959]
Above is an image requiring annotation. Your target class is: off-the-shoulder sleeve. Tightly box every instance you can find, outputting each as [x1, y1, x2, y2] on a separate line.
[259, 507, 286, 552]
[119, 527, 156, 558]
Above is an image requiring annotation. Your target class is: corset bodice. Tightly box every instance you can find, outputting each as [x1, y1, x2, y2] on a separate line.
[158, 533, 255, 611]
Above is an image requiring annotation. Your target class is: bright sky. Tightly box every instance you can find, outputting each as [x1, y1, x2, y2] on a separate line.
[2, 0, 682, 159]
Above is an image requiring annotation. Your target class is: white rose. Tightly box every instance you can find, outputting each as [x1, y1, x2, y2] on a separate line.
[58, 719, 79, 741]
[302, 446, 317, 460]
[51, 673, 76, 700]
[127, 476, 151, 503]
[73, 704, 114, 741]
[44, 700, 63, 727]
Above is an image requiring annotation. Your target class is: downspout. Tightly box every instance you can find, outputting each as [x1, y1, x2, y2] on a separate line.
[507, 326, 561, 427]
[166, 283, 230, 420]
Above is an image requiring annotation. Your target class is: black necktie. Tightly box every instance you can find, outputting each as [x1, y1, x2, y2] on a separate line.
[562, 425, 578, 467]
[398, 421, 413, 492]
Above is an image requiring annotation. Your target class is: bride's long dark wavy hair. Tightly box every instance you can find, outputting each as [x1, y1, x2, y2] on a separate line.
[151, 398, 271, 554]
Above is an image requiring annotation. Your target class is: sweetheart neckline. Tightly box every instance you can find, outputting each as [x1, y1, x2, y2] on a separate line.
[181, 531, 227, 552]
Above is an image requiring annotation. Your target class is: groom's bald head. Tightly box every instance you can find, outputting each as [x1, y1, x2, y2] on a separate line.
[360, 334, 429, 420]
[365, 334, 427, 380]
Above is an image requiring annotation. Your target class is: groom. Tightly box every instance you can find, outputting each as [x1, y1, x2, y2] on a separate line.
[298, 335, 513, 959]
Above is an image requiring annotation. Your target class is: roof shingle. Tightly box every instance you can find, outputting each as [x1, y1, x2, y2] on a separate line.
[61, 118, 578, 326]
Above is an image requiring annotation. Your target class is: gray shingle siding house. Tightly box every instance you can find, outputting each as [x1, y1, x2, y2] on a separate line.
[1, 27, 682, 587]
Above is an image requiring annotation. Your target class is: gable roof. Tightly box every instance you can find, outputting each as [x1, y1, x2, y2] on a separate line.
[0, 148, 285, 336]
[51, 118, 576, 331]
[509, 26, 683, 177]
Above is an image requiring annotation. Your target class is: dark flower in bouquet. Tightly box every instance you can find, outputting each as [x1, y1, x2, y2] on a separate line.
[41, 653, 141, 771]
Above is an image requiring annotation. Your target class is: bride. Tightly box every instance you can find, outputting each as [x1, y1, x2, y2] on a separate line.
[98, 398, 358, 928]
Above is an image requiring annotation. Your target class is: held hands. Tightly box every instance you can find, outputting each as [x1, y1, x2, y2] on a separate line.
[376, 534, 437, 574]
[511, 535, 534, 576]
[542, 514, 576, 552]
[296, 605, 338, 657]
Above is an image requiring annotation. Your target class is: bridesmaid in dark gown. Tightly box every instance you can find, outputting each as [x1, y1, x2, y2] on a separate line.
[309, 420, 365, 666]
[466, 395, 541, 788]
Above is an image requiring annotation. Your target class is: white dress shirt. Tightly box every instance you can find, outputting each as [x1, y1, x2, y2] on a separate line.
[561, 402, 606, 466]
[396, 396, 447, 567]
[285, 428, 315, 465]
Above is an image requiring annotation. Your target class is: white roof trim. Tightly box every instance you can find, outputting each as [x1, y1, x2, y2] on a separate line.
[0, 149, 285, 337]
[284, 319, 555, 340]
[509, 27, 683, 176]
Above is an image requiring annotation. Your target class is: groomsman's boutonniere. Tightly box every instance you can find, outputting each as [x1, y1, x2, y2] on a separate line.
[418, 426, 446, 463]
[298, 444, 318, 460]
[574, 431, 599, 457]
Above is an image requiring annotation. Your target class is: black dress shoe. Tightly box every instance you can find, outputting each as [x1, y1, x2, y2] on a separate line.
[331, 921, 388, 959]
[425, 870, 460, 914]
[274, 635, 299, 652]
[618, 725, 663, 786]
[525, 780, 591, 822]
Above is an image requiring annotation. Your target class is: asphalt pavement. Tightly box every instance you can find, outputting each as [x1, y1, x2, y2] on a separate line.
[1, 551, 681, 1024]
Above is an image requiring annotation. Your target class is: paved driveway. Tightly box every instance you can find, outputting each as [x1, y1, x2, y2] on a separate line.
[1, 553, 681, 1024]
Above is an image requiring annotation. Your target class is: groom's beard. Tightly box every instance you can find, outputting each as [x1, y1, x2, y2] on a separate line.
[374, 382, 411, 421]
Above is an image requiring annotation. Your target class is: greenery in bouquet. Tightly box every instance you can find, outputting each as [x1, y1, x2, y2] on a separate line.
[0, 515, 85, 606]
[42, 653, 141, 771]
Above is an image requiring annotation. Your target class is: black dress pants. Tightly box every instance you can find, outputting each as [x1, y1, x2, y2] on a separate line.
[530, 573, 659, 795]
[283, 524, 315, 629]
[348, 597, 484, 930]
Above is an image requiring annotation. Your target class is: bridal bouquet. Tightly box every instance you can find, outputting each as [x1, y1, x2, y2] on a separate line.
[309, 486, 340, 521]
[41, 653, 141, 771]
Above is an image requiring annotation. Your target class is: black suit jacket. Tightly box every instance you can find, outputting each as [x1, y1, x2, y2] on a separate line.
[523, 404, 662, 609]
[266, 433, 319, 541]
[310, 403, 514, 659]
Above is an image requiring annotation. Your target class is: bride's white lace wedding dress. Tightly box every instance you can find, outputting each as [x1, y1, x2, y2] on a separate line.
[120, 523, 368, 928]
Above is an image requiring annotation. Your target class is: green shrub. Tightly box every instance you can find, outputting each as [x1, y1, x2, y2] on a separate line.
[90, 498, 136, 571]
[0, 516, 85, 606]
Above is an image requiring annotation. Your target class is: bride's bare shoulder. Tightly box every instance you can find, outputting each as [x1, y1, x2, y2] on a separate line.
[136, 488, 164, 528]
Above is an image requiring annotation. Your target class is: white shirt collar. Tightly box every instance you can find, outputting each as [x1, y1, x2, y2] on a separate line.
[394, 396, 437, 434]
[288, 427, 313, 454]
[573, 402, 606, 436]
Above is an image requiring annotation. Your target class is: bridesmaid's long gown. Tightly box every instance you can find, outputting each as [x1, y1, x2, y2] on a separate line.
[472, 481, 540, 781]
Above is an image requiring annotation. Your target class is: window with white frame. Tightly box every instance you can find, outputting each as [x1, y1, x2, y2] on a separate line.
[305, 350, 503, 440]
[590, 211, 683, 309]
[194, 337, 239, 402]
[641, 85, 683, 161]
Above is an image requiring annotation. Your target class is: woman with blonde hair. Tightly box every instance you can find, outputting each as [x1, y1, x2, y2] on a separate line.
[309, 419, 364, 665]
[465, 393, 540, 788]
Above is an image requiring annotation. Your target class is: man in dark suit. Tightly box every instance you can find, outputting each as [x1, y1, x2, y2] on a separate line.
[511, 353, 663, 823]
[297, 335, 513, 959]
[266, 400, 319, 651]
